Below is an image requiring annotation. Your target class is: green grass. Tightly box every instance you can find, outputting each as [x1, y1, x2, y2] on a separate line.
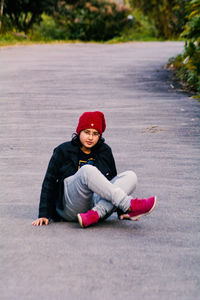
[0, 33, 159, 47]
[0, 32, 89, 47]
[0, 32, 30, 46]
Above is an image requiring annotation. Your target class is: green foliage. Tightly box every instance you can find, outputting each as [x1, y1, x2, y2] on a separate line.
[129, 0, 189, 39]
[3, 0, 57, 32]
[1, 0, 183, 42]
[0, 32, 28, 45]
[182, 0, 200, 40]
[108, 8, 158, 42]
[167, 0, 200, 95]
[54, 0, 130, 41]
[31, 14, 67, 41]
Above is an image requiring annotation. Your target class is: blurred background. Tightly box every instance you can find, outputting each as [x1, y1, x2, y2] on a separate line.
[0, 0, 199, 95]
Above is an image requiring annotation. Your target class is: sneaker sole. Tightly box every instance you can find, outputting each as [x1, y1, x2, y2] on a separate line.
[129, 196, 157, 221]
[77, 214, 84, 228]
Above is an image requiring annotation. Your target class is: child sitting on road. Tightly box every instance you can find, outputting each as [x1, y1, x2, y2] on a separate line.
[32, 111, 157, 228]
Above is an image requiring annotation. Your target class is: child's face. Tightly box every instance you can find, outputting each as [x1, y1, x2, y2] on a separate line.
[79, 128, 100, 153]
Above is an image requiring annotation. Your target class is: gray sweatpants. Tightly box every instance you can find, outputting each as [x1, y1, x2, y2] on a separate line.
[57, 165, 137, 221]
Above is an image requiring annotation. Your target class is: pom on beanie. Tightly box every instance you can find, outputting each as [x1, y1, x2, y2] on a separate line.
[76, 111, 106, 135]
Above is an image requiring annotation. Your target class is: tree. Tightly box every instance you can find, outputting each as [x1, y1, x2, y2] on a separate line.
[129, 0, 190, 39]
[167, 0, 200, 93]
[181, 0, 200, 91]
[54, 0, 130, 41]
[0, 0, 5, 31]
[3, 0, 57, 32]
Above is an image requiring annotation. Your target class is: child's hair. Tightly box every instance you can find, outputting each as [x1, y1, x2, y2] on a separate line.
[71, 133, 105, 148]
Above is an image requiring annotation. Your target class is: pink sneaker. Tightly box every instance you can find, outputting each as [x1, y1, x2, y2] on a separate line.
[77, 209, 100, 228]
[128, 196, 157, 220]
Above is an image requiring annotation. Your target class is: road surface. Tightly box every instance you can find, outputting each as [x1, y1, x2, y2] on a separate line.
[1, 42, 200, 300]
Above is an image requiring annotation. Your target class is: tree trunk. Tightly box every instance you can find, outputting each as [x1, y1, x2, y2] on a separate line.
[0, 0, 5, 31]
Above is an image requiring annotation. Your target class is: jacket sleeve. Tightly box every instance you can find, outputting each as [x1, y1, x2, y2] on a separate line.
[38, 147, 63, 218]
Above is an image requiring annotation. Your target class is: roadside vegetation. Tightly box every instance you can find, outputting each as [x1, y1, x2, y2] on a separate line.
[167, 0, 200, 97]
[0, 0, 199, 96]
[0, 0, 187, 44]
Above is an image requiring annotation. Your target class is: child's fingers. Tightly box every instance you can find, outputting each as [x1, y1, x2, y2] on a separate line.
[44, 219, 49, 225]
[32, 218, 49, 226]
[39, 219, 46, 226]
[32, 220, 38, 226]
[120, 214, 140, 221]
[120, 214, 131, 220]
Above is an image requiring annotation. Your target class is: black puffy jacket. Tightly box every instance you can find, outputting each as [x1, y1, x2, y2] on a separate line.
[38, 141, 117, 220]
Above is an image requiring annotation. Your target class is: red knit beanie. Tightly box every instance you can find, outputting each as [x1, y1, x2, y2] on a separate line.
[76, 111, 106, 135]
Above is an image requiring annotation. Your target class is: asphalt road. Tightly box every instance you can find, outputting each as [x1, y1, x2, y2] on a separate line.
[1, 42, 200, 300]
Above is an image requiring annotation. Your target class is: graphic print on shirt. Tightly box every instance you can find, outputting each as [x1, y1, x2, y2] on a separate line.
[78, 157, 95, 169]
[78, 149, 95, 169]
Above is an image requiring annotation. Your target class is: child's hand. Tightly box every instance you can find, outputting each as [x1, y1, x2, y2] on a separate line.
[119, 214, 140, 221]
[32, 218, 49, 226]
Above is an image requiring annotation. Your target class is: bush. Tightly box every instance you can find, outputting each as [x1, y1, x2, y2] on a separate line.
[168, 0, 200, 94]
[129, 0, 189, 39]
[0, 32, 27, 43]
[2, 0, 57, 32]
[31, 14, 68, 41]
[112, 8, 157, 42]
[54, 0, 130, 41]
